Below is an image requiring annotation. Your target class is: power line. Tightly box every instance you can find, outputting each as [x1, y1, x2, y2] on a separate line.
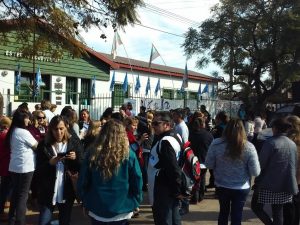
[145, 0, 199, 4]
[141, 3, 201, 26]
[144, 3, 200, 25]
[134, 23, 185, 37]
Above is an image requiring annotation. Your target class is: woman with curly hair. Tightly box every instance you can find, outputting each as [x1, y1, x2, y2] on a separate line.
[77, 119, 143, 225]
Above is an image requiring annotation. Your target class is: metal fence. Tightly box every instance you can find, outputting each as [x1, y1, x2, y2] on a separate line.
[1, 90, 259, 120]
[78, 92, 243, 120]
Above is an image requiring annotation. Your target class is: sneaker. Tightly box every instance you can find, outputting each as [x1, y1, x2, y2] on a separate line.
[132, 211, 140, 218]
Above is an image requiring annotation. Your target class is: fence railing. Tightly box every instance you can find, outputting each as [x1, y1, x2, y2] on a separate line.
[78, 92, 242, 120]
[1, 90, 251, 120]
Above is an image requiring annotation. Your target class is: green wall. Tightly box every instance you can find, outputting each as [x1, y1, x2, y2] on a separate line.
[0, 32, 109, 80]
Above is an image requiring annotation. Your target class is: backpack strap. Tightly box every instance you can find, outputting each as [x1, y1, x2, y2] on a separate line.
[155, 133, 183, 163]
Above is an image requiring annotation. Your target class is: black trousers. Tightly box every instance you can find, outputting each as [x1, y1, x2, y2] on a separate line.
[283, 185, 300, 225]
[251, 190, 284, 225]
[8, 171, 34, 225]
[152, 182, 182, 225]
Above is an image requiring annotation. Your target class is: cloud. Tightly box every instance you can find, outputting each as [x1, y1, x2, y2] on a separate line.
[80, 0, 222, 76]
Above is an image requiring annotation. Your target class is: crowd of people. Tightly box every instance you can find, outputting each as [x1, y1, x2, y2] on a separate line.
[0, 100, 299, 225]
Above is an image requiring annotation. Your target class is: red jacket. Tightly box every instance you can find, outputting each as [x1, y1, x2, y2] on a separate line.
[126, 131, 144, 168]
[0, 129, 10, 176]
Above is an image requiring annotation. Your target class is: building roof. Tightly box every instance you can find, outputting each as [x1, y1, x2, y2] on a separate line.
[85, 48, 220, 83]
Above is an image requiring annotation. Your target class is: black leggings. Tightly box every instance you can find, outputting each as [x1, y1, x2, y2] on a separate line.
[251, 190, 284, 225]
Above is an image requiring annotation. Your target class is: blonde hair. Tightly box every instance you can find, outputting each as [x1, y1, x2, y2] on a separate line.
[0, 116, 12, 129]
[85, 120, 101, 138]
[147, 112, 154, 121]
[32, 110, 46, 127]
[89, 119, 129, 180]
[123, 117, 139, 129]
[223, 119, 247, 160]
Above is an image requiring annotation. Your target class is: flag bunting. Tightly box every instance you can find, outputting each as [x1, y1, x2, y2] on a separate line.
[145, 77, 151, 95]
[110, 71, 115, 91]
[16, 64, 21, 93]
[155, 78, 161, 96]
[135, 75, 141, 93]
[122, 72, 128, 93]
[92, 75, 96, 97]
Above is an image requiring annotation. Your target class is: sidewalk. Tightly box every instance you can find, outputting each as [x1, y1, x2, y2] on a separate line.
[21, 189, 264, 225]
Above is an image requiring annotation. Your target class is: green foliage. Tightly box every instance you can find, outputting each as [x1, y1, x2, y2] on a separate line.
[183, 0, 300, 110]
[0, 0, 144, 57]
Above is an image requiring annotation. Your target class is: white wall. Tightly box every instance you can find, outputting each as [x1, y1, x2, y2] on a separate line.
[104, 69, 216, 97]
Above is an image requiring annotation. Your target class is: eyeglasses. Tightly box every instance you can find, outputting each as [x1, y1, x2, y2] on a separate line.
[151, 121, 165, 126]
[37, 116, 45, 120]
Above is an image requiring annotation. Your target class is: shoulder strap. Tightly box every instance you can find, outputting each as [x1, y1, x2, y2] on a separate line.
[156, 133, 183, 161]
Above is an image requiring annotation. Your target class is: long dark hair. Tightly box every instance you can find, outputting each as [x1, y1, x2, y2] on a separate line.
[5, 109, 30, 148]
[45, 115, 71, 145]
[223, 119, 247, 160]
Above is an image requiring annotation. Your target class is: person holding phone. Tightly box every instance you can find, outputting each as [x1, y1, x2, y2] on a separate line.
[35, 115, 82, 225]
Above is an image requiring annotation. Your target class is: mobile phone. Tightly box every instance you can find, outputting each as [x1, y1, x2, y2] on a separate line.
[57, 152, 67, 157]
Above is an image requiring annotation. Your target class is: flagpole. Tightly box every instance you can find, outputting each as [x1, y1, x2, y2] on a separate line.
[149, 45, 175, 91]
[121, 45, 135, 97]
[156, 56, 175, 92]
[111, 31, 135, 97]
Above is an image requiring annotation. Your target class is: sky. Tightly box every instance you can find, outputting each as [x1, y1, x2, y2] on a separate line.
[80, 0, 221, 77]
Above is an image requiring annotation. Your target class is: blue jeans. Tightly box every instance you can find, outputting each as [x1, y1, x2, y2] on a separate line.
[38, 200, 74, 225]
[90, 217, 129, 225]
[8, 172, 33, 225]
[216, 187, 250, 225]
[153, 182, 182, 225]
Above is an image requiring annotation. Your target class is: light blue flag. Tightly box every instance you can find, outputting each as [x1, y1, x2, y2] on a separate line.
[16, 64, 21, 93]
[198, 83, 202, 96]
[155, 78, 161, 96]
[135, 75, 141, 93]
[202, 83, 209, 94]
[211, 85, 215, 98]
[110, 71, 115, 91]
[33, 66, 41, 97]
[145, 77, 151, 95]
[180, 82, 185, 93]
[91, 75, 96, 97]
[181, 62, 188, 93]
[122, 73, 128, 93]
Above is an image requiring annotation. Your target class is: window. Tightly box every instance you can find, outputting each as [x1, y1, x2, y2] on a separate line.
[189, 92, 198, 100]
[112, 83, 129, 107]
[162, 89, 174, 99]
[15, 72, 50, 102]
[80, 78, 91, 105]
[176, 90, 186, 100]
[66, 77, 77, 104]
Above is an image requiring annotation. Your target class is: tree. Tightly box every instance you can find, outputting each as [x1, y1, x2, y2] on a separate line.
[182, 0, 300, 112]
[0, 0, 144, 58]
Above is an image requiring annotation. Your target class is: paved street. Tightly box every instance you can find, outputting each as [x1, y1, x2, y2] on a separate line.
[19, 189, 264, 225]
